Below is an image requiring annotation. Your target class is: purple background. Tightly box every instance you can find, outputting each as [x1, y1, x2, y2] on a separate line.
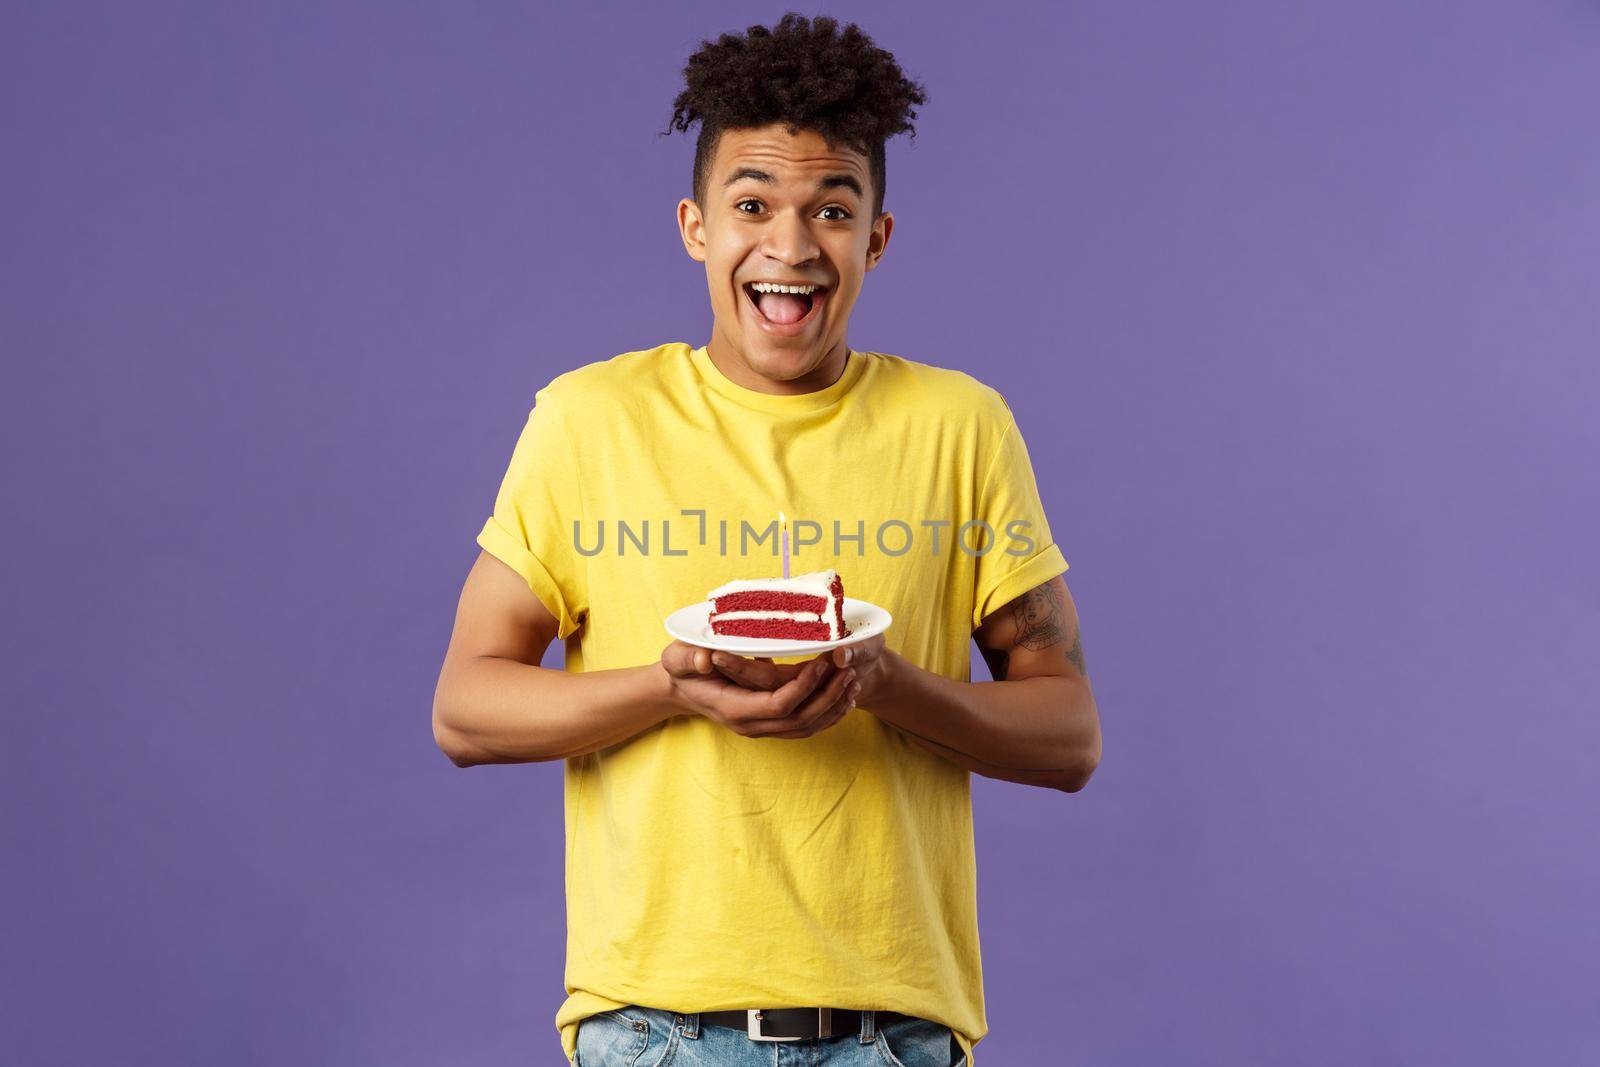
[5, 2, 1597, 1064]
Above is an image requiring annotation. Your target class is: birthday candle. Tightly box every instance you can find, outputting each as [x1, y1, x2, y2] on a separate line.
[779, 510, 789, 579]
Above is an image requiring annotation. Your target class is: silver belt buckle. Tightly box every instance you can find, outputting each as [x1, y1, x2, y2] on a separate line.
[747, 1008, 831, 1042]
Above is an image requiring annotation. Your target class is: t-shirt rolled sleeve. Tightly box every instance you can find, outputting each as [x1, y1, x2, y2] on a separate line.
[475, 387, 588, 640]
[970, 399, 1069, 632]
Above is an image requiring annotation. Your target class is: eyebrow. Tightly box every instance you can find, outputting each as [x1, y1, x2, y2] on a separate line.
[722, 168, 863, 199]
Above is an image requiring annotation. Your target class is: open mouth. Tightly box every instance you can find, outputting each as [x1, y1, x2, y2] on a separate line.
[742, 282, 829, 333]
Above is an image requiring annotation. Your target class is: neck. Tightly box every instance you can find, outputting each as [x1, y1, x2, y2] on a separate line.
[706, 325, 849, 395]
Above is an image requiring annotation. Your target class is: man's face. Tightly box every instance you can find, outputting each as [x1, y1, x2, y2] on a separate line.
[678, 124, 893, 388]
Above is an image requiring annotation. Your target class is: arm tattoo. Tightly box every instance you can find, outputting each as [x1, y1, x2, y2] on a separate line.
[986, 581, 1090, 679]
[1065, 628, 1087, 675]
[1010, 583, 1064, 649]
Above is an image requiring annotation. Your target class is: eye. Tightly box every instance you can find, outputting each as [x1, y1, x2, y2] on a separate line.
[819, 205, 851, 221]
[735, 198, 763, 214]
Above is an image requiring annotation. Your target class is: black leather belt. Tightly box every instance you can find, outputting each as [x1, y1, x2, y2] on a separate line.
[699, 1008, 914, 1041]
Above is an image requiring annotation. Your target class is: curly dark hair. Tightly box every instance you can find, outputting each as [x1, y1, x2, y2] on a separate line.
[664, 12, 928, 218]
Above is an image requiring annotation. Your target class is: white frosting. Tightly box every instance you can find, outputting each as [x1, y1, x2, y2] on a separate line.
[706, 568, 839, 601]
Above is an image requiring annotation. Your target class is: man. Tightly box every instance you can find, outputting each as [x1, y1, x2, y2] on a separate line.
[432, 14, 1100, 1066]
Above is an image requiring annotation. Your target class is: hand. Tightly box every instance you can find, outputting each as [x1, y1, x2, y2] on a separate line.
[659, 640, 861, 739]
[815, 633, 890, 706]
[707, 635, 890, 705]
[693, 634, 891, 732]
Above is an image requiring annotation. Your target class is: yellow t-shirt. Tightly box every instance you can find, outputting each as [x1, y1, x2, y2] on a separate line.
[475, 341, 1068, 1065]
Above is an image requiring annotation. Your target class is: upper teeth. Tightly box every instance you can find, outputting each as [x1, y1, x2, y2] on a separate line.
[750, 282, 818, 294]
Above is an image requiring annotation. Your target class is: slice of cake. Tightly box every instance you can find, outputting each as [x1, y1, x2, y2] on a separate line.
[706, 569, 851, 641]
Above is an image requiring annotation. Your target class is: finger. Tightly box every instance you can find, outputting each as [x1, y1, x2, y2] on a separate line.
[762, 700, 850, 740]
[790, 667, 857, 730]
[790, 666, 855, 729]
[745, 666, 855, 736]
[762, 687, 855, 739]
[757, 674, 861, 739]
[711, 651, 802, 692]
[739, 658, 831, 722]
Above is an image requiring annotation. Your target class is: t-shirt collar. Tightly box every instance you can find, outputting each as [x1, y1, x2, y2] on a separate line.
[689, 342, 867, 413]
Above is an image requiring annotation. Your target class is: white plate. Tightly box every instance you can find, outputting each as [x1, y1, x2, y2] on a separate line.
[664, 596, 892, 657]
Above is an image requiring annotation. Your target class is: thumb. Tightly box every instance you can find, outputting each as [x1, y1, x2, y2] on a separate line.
[664, 641, 713, 677]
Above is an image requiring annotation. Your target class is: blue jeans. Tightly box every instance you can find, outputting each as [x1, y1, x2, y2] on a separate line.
[574, 1006, 966, 1066]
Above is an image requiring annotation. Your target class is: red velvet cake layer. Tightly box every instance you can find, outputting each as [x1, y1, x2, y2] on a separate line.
[711, 618, 833, 640]
[711, 590, 828, 614]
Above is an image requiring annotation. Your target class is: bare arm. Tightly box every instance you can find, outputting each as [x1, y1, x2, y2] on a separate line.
[859, 574, 1101, 792]
[431, 551, 677, 765]
[432, 551, 854, 767]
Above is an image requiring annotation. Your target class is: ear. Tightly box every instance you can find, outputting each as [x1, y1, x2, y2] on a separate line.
[864, 211, 894, 272]
[678, 198, 707, 263]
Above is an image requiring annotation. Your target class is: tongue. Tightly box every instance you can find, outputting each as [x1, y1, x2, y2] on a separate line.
[756, 291, 809, 325]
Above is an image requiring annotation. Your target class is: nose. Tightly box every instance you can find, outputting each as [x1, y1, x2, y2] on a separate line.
[761, 207, 822, 267]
